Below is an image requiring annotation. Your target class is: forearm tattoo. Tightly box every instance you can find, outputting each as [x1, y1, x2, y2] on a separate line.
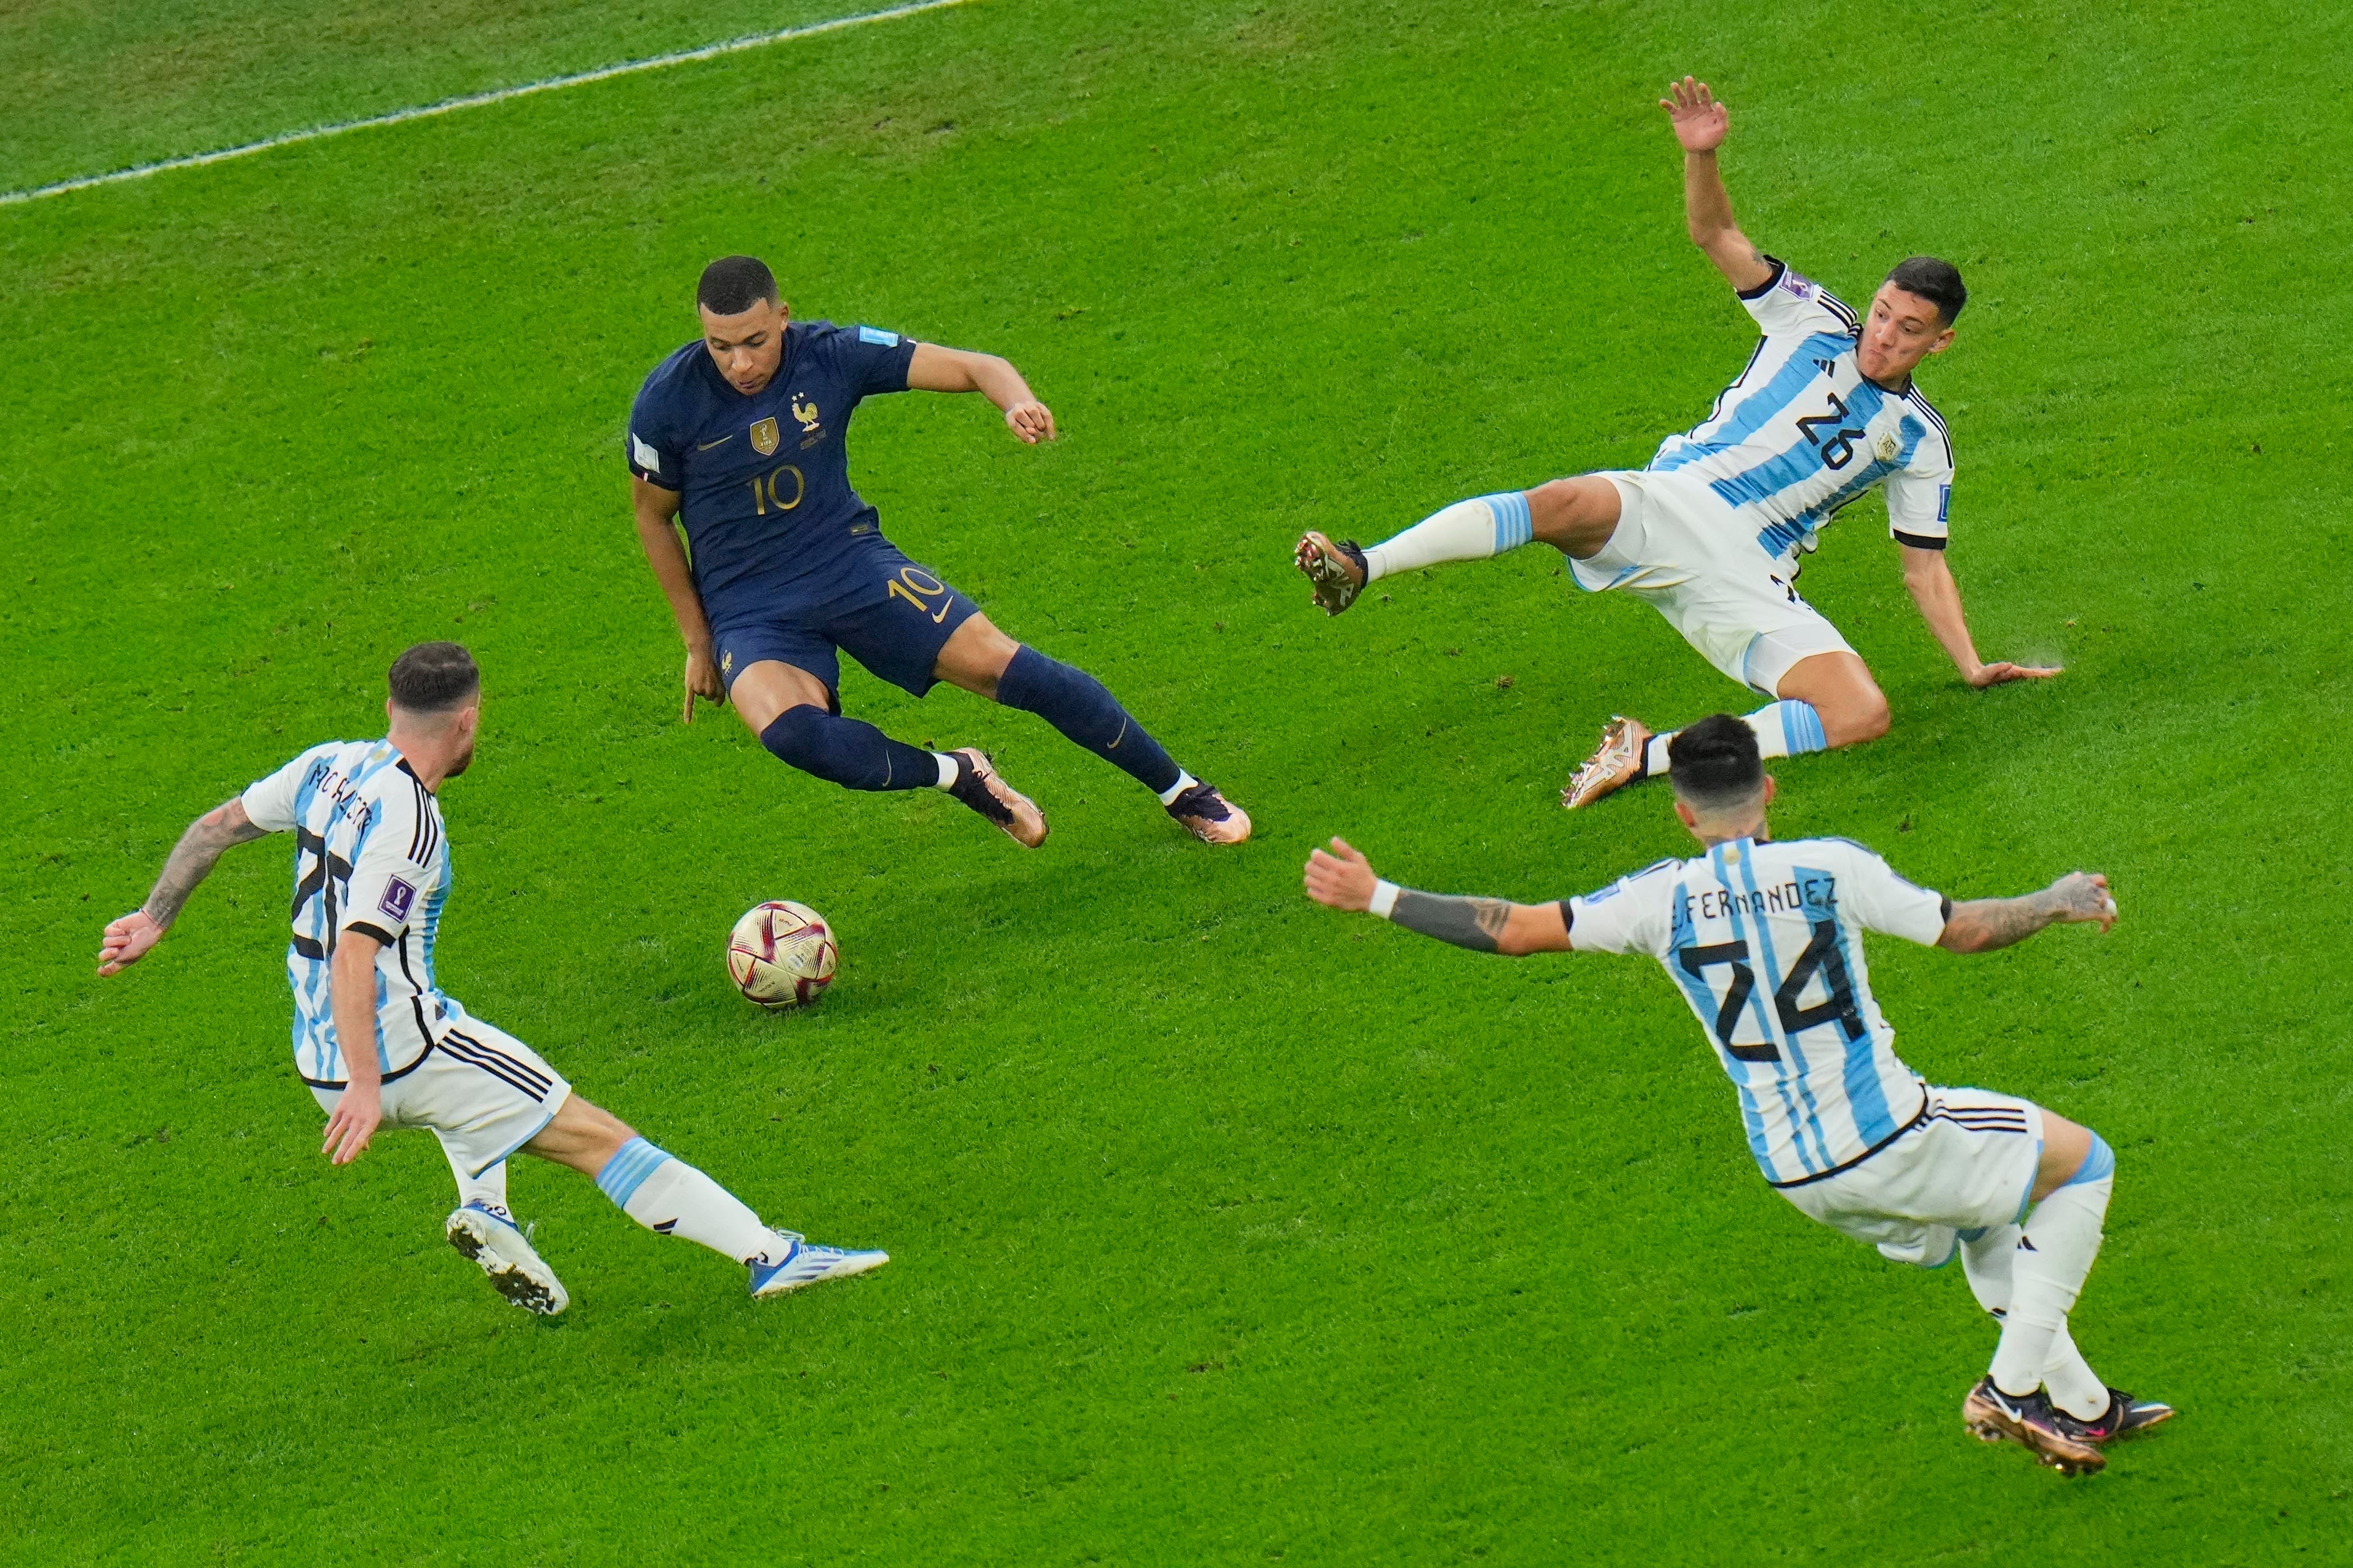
[144, 802, 265, 927]
[1946, 894, 2053, 953]
[1390, 890, 1514, 953]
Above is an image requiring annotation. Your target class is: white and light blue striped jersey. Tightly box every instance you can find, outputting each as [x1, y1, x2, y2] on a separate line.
[1647, 258, 1954, 571]
[1567, 835, 1951, 1187]
[240, 740, 455, 1087]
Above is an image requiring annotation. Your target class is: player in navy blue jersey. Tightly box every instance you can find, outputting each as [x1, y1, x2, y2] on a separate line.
[628, 255, 1248, 848]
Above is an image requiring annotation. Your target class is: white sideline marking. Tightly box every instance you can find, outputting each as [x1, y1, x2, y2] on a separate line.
[0, 0, 970, 208]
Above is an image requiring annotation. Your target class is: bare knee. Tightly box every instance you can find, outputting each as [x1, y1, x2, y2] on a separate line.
[1526, 475, 1621, 557]
[525, 1092, 635, 1176]
[937, 614, 1020, 699]
[1824, 685, 1891, 747]
[1780, 654, 1889, 747]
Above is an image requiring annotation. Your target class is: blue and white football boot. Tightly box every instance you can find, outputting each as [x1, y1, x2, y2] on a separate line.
[445, 1203, 569, 1316]
[749, 1230, 890, 1299]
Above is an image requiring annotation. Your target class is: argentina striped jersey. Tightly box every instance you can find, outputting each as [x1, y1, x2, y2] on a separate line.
[1567, 836, 1951, 1187]
[1648, 258, 1954, 570]
[240, 740, 455, 1087]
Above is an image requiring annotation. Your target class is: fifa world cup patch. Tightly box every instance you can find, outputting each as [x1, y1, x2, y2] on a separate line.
[1781, 272, 1814, 299]
[379, 877, 417, 921]
[630, 432, 663, 475]
[751, 417, 780, 456]
[857, 326, 900, 346]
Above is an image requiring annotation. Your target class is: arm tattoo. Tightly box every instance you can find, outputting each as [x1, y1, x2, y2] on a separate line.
[1389, 890, 1513, 953]
[143, 800, 267, 929]
[1943, 893, 2054, 953]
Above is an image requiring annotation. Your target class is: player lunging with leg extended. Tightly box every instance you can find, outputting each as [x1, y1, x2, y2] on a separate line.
[1302, 715, 2172, 1475]
[1296, 79, 2055, 809]
[629, 256, 1247, 848]
[97, 643, 886, 1316]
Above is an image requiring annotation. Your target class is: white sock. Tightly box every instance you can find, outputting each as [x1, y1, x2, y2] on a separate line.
[1744, 700, 1828, 758]
[595, 1137, 779, 1267]
[1639, 701, 1827, 780]
[1962, 1224, 2108, 1418]
[2041, 1322, 2110, 1419]
[1989, 1176, 2112, 1396]
[1364, 492, 1533, 582]
[438, 1136, 512, 1220]
[932, 752, 960, 790]
[1156, 768, 1198, 806]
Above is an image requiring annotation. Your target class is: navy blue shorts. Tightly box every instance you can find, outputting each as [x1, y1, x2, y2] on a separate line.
[710, 543, 980, 703]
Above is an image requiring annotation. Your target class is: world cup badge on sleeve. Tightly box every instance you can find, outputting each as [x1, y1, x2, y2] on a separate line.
[379, 876, 417, 921]
[751, 416, 780, 456]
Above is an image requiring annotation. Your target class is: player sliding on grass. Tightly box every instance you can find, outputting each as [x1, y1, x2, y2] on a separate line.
[95, 643, 887, 1316]
[1296, 78, 2055, 809]
[1302, 715, 2172, 1475]
[628, 255, 1248, 848]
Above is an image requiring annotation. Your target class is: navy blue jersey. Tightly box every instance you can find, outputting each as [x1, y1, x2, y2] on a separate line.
[627, 320, 919, 620]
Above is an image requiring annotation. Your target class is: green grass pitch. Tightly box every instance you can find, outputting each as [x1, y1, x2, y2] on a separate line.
[5, 0, 2350, 1560]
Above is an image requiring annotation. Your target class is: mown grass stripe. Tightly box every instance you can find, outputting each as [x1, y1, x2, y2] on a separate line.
[0, 0, 969, 208]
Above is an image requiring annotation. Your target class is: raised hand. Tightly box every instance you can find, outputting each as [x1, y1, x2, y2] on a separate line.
[1967, 660, 2063, 687]
[1004, 399, 1057, 445]
[97, 909, 164, 976]
[1304, 836, 1379, 913]
[1660, 76, 1730, 154]
[2046, 872, 2119, 932]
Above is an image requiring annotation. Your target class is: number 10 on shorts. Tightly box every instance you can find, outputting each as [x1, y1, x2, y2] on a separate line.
[887, 566, 953, 624]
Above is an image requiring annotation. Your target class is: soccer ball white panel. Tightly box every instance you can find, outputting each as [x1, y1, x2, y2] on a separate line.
[726, 900, 838, 1009]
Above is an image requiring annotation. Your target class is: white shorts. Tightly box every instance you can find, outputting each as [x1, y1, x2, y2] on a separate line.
[310, 1018, 572, 1178]
[1583, 469, 1855, 694]
[1776, 1087, 2045, 1268]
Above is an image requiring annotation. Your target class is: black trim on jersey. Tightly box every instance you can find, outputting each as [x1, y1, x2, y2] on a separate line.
[1817, 287, 1860, 334]
[299, 1046, 433, 1091]
[395, 932, 437, 1061]
[1766, 1090, 1932, 1188]
[1907, 387, 1954, 466]
[1940, 895, 1954, 924]
[1736, 255, 1787, 301]
[1556, 899, 1576, 936]
[346, 920, 400, 946]
[1893, 530, 1948, 551]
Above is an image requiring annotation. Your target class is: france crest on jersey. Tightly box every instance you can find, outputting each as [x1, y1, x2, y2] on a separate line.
[240, 739, 457, 1086]
[623, 319, 920, 625]
[1568, 836, 1952, 1186]
[1647, 258, 1955, 570]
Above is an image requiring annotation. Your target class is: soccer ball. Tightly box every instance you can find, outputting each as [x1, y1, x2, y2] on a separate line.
[726, 900, 837, 1009]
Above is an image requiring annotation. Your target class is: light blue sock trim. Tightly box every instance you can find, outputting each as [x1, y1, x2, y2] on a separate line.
[595, 1136, 672, 1208]
[2063, 1131, 2115, 1188]
[1483, 491, 1533, 552]
[1779, 700, 1828, 753]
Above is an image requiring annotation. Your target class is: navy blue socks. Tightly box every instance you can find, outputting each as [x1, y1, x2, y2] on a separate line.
[760, 707, 943, 792]
[995, 646, 1182, 796]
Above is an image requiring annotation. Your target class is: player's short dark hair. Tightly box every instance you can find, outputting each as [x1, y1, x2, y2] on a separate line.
[1668, 714, 1764, 811]
[387, 642, 480, 714]
[1884, 255, 1966, 324]
[697, 255, 777, 316]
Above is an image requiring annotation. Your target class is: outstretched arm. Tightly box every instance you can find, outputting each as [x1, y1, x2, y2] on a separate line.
[97, 797, 271, 975]
[1937, 872, 2117, 953]
[1303, 838, 1572, 957]
[906, 342, 1057, 445]
[631, 475, 724, 723]
[1659, 77, 1775, 295]
[1901, 546, 2062, 688]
